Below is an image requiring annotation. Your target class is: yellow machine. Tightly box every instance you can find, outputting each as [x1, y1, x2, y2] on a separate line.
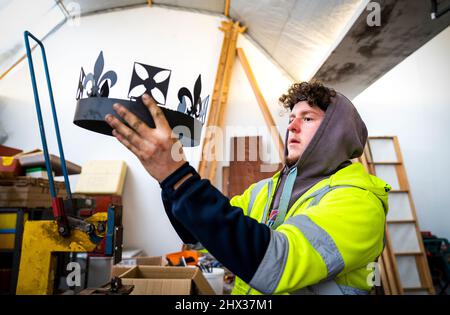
[17, 220, 97, 295]
[16, 201, 123, 295]
[16, 32, 124, 295]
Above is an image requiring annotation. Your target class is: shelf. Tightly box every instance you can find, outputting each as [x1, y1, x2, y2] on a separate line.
[394, 252, 422, 256]
[387, 220, 415, 224]
[403, 287, 430, 292]
[368, 136, 395, 140]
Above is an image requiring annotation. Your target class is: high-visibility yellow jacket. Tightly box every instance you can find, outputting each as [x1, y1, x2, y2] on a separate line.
[230, 162, 390, 295]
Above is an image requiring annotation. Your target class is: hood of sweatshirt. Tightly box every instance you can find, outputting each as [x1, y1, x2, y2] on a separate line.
[329, 163, 390, 212]
[273, 91, 369, 211]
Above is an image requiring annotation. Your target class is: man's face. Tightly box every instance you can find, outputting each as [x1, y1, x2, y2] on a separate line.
[286, 101, 325, 166]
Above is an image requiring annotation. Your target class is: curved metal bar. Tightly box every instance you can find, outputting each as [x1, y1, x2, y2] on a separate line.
[23, 31, 72, 199]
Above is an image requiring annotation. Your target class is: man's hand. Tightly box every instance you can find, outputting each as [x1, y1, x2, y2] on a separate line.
[105, 93, 186, 183]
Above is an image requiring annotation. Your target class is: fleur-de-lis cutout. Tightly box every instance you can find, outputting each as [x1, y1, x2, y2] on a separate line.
[177, 75, 209, 123]
[198, 95, 209, 124]
[128, 62, 171, 105]
[83, 51, 117, 97]
[76, 67, 85, 100]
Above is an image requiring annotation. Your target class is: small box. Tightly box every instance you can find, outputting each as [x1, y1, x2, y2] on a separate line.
[75, 160, 127, 196]
[17, 149, 81, 176]
[25, 167, 53, 179]
[119, 266, 215, 295]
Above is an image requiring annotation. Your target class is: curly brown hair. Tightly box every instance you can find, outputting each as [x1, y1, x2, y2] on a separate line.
[279, 81, 336, 112]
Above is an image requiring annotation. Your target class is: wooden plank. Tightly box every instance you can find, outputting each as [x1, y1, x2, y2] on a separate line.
[403, 287, 428, 291]
[367, 136, 435, 295]
[360, 149, 400, 294]
[415, 255, 435, 294]
[392, 136, 434, 294]
[381, 244, 398, 294]
[385, 226, 404, 294]
[226, 136, 281, 198]
[0, 54, 28, 81]
[378, 257, 391, 295]
[198, 21, 233, 179]
[387, 220, 416, 224]
[222, 166, 229, 197]
[224, 0, 230, 17]
[368, 136, 395, 140]
[236, 48, 285, 163]
[394, 252, 423, 256]
[207, 21, 246, 184]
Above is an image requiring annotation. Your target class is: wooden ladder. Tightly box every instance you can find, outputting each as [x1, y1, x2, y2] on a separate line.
[362, 136, 435, 295]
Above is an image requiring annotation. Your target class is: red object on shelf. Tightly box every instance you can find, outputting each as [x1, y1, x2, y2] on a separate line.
[0, 145, 22, 156]
[0, 156, 23, 178]
[0, 145, 24, 178]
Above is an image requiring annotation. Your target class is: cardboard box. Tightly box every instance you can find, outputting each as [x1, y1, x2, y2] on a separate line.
[121, 256, 167, 266]
[119, 266, 215, 295]
[112, 256, 167, 277]
[0, 176, 67, 208]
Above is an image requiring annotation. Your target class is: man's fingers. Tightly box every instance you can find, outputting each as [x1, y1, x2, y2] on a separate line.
[105, 114, 144, 149]
[142, 94, 171, 132]
[112, 103, 149, 136]
[112, 129, 141, 158]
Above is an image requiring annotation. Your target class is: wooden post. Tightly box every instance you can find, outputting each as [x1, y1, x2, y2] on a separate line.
[236, 47, 284, 163]
[207, 21, 246, 183]
[198, 21, 233, 179]
[224, 0, 230, 17]
[198, 21, 245, 185]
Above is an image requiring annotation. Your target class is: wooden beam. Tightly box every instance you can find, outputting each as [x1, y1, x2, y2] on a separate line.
[207, 21, 246, 183]
[147, 0, 152, 6]
[198, 21, 233, 179]
[236, 47, 284, 163]
[0, 54, 27, 81]
[224, 0, 230, 17]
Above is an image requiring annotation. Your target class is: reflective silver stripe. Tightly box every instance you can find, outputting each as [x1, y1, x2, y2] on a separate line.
[249, 229, 289, 294]
[285, 215, 345, 279]
[307, 185, 353, 208]
[292, 282, 369, 295]
[338, 285, 369, 295]
[260, 180, 273, 224]
[247, 178, 270, 217]
[308, 280, 344, 295]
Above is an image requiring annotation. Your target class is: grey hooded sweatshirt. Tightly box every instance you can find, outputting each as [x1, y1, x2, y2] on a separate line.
[271, 92, 368, 212]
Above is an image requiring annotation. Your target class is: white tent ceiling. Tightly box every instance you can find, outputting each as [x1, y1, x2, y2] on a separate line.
[0, 0, 366, 84]
[1, 0, 449, 97]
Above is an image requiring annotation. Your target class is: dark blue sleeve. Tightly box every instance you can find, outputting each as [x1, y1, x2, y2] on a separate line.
[161, 188, 198, 244]
[160, 162, 271, 283]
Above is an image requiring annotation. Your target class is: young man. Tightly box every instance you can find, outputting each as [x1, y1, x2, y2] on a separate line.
[105, 81, 390, 295]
